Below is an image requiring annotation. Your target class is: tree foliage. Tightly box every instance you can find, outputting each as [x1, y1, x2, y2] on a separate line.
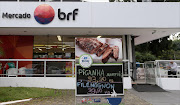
[135, 36, 176, 62]
[136, 52, 157, 63]
[172, 40, 180, 51]
[109, 0, 180, 2]
[157, 50, 175, 60]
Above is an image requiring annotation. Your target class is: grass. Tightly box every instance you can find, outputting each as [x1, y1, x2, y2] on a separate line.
[0, 87, 67, 102]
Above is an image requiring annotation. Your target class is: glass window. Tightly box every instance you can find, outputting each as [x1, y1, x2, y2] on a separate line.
[19, 0, 39, 1]
[18, 61, 44, 77]
[0, 0, 17, 1]
[33, 35, 75, 59]
[62, 0, 82, 2]
[41, 0, 61, 1]
[0, 35, 75, 59]
[0, 35, 34, 59]
[0, 35, 123, 77]
[46, 61, 73, 77]
[0, 61, 17, 77]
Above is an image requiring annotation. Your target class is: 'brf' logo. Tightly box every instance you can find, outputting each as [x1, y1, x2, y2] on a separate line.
[34, 4, 55, 24]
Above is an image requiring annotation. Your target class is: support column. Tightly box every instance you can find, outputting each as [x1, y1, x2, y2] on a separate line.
[123, 35, 136, 80]
[127, 35, 133, 79]
[122, 35, 133, 89]
[131, 36, 137, 80]
[122, 35, 127, 60]
[122, 35, 129, 77]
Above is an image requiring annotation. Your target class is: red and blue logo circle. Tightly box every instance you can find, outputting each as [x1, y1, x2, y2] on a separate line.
[34, 4, 55, 24]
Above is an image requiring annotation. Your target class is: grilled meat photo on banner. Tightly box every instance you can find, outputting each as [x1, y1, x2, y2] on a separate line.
[75, 38, 122, 64]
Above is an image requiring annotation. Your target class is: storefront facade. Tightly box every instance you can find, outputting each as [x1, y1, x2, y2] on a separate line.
[0, 2, 179, 89]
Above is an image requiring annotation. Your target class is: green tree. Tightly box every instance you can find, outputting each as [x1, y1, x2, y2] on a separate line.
[148, 37, 173, 57]
[109, 0, 180, 2]
[135, 36, 174, 61]
[136, 52, 156, 62]
[172, 40, 180, 51]
[136, 36, 173, 56]
[158, 50, 175, 60]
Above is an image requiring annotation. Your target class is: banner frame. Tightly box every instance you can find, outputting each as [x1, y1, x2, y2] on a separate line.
[75, 64, 124, 96]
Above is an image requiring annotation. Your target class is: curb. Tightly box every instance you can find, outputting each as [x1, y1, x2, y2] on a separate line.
[0, 98, 32, 105]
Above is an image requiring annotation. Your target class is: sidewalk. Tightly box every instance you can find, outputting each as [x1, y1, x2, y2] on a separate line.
[129, 89, 180, 105]
[13, 90, 150, 105]
[119, 90, 151, 105]
[9, 88, 180, 105]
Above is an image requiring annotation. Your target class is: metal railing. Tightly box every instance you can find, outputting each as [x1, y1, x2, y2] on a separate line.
[122, 59, 130, 77]
[155, 60, 180, 78]
[0, 0, 82, 2]
[111, 0, 180, 2]
[0, 59, 130, 77]
[0, 0, 179, 2]
[144, 61, 157, 84]
[143, 60, 180, 79]
[0, 0, 89, 2]
[0, 59, 75, 77]
[136, 62, 145, 83]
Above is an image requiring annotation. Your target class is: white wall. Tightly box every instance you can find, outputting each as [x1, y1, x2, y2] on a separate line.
[91, 3, 180, 28]
[123, 76, 132, 89]
[156, 78, 180, 90]
[83, 0, 109, 2]
[0, 77, 132, 89]
[0, 77, 76, 89]
[0, 2, 179, 28]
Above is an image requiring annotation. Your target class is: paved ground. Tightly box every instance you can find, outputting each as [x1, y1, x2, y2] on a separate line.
[13, 90, 75, 105]
[76, 90, 150, 105]
[13, 90, 151, 105]
[12, 89, 180, 105]
[129, 89, 180, 105]
[119, 90, 151, 105]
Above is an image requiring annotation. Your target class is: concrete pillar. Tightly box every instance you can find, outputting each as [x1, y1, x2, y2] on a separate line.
[123, 35, 136, 80]
[131, 36, 136, 80]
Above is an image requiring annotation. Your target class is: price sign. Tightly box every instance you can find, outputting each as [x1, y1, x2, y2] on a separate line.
[76, 64, 123, 96]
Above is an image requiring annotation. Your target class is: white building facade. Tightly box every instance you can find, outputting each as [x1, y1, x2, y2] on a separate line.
[0, 1, 179, 90]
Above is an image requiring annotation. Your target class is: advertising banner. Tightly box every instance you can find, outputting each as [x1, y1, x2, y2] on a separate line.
[75, 38, 122, 64]
[75, 38, 123, 96]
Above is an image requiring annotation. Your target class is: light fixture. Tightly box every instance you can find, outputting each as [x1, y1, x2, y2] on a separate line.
[36, 47, 46, 48]
[46, 47, 51, 49]
[38, 48, 42, 51]
[34, 45, 70, 47]
[62, 48, 66, 51]
[57, 36, 62, 41]
[97, 36, 102, 38]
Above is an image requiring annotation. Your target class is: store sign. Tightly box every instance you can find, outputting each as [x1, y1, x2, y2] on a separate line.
[1, 4, 79, 25]
[2, 13, 31, 19]
[58, 8, 78, 21]
[34, 4, 55, 24]
[34, 4, 78, 24]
